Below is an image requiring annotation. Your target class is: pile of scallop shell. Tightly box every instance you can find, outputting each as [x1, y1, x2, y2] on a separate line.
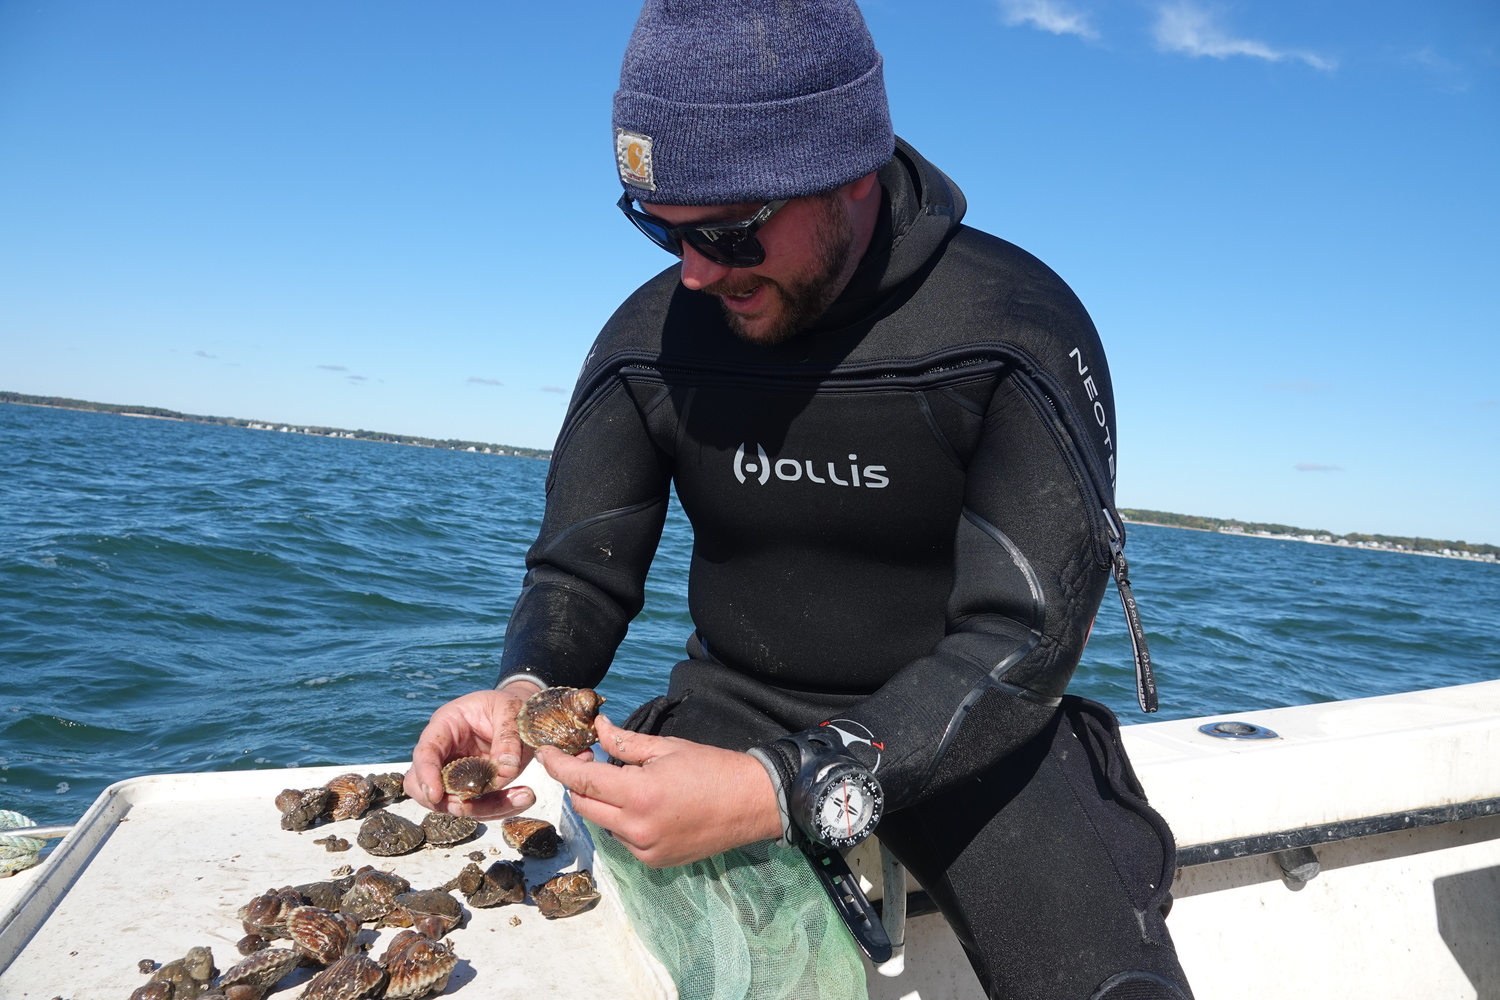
[124, 688, 607, 999]
[277, 773, 408, 834]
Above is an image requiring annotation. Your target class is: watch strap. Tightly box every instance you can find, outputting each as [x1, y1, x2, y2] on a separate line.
[494, 671, 549, 692]
[746, 746, 794, 848]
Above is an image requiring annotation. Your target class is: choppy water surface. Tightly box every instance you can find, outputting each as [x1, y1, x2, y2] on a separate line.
[2, 403, 1496, 825]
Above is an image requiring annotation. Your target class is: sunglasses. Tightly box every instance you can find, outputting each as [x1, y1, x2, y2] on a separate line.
[617, 192, 788, 268]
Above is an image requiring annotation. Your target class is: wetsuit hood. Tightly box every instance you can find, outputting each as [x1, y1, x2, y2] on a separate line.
[809, 137, 967, 332]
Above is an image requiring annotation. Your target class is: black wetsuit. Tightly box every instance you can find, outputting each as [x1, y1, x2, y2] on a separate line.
[500, 140, 1192, 1000]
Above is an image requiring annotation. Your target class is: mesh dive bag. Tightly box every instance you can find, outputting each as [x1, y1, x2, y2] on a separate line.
[586, 819, 868, 1000]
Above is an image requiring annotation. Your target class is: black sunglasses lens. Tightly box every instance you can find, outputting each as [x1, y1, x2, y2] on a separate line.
[629, 214, 683, 256]
[684, 229, 764, 268]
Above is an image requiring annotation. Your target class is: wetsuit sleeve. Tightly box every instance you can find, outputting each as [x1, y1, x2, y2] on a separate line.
[758, 370, 1112, 812]
[497, 378, 672, 689]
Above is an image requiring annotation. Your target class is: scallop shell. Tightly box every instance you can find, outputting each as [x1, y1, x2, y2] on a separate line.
[286, 905, 360, 965]
[295, 870, 360, 911]
[279, 787, 334, 831]
[299, 953, 387, 1000]
[367, 772, 408, 807]
[324, 773, 375, 822]
[356, 809, 425, 856]
[238, 888, 308, 939]
[439, 756, 500, 801]
[533, 869, 601, 919]
[500, 816, 563, 859]
[419, 811, 478, 847]
[380, 931, 458, 1000]
[135, 946, 217, 1000]
[381, 889, 464, 934]
[215, 947, 300, 996]
[456, 860, 526, 907]
[236, 934, 268, 957]
[339, 869, 412, 922]
[516, 687, 604, 756]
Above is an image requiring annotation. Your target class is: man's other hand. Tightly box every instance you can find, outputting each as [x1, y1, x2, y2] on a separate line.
[536, 714, 783, 867]
[404, 680, 542, 819]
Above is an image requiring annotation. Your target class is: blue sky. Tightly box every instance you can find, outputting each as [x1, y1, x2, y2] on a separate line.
[2, 1, 1496, 544]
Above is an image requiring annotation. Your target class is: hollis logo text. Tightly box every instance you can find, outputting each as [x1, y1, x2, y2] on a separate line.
[734, 443, 889, 488]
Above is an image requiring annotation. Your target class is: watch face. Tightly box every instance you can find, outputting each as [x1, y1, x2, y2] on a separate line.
[810, 763, 883, 849]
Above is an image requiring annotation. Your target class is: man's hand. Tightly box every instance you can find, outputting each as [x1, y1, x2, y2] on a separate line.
[404, 680, 542, 819]
[536, 714, 783, 868]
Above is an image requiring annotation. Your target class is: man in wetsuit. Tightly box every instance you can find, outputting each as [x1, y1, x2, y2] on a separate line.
[406, 2, 1193, 997]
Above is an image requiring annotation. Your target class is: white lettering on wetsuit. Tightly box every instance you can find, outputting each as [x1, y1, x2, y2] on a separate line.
[1068, 347, 1116, 486]
[734, 443, 889, 488]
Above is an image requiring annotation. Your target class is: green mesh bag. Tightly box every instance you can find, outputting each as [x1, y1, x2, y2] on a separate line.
[586, 819, 868, 1000]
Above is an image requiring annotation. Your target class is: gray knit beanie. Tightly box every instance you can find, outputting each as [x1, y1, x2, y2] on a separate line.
[613, 0, 894, 205]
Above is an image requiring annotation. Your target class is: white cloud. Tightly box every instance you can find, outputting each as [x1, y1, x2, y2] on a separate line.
[1153, 2, 1335, 71]
[998, 0, 1098, 40]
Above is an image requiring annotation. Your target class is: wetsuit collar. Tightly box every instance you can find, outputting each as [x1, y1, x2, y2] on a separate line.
[805, 137, 968, 335]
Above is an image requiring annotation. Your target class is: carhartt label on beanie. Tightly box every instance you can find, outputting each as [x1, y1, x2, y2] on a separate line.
[616, 130, 657, 192]
[613, 0, 894, 205]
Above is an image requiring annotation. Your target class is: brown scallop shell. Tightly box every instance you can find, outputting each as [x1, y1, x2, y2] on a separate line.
[323, 773, 375, 822]
[135, 946, 216, 1000]
[420, 811, 478, 846]
[516, 687, 605, 756]
[380, 888, 464, 934]
[238, 888, 309, 939]
[294, 869, 361, 912]
[356, 810, 425, 856]
[216, 947, 300, 995]
[456, 859, 527, 907]
[286, 905, 361, 965]
[500, 816, 563, 859]
[533, 869, 601, 919]
[379, 931, 459, 1000]
[236, 934, 268, 957]
[367, 772, 408, 807]
[299, 953, 387, 1000]
[279, 787, 334, 831]
[439, 756, 500, 801]
[339, 869, 412, 922]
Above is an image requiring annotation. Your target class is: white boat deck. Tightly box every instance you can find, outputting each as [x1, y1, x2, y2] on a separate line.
[3, 680, 1498, 999]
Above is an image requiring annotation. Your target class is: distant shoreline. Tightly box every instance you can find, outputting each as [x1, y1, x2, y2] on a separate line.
[6, 392, 1491, 559]
[1, 392, 552, 461]
[1121, 512, 1496, 565]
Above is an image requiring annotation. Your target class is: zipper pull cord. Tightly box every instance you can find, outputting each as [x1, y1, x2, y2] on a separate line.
[1102, 508, 1158, 713]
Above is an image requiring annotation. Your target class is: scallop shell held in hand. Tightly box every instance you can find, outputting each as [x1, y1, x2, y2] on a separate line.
[439, 757, 501, 801]
[516, 687, 604, 756]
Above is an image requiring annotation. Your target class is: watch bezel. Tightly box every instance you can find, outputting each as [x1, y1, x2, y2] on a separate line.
[795, 758, 884, 849]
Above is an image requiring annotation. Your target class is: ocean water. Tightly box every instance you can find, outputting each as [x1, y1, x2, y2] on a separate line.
[2, 402, 1497, 827]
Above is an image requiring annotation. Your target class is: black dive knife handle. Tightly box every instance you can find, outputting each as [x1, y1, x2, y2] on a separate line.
[803, 841, 893, 963]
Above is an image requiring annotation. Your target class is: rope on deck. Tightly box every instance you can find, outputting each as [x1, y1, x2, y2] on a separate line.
[0, 809, 45, 877]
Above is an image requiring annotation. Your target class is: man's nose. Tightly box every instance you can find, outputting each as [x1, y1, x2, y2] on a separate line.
[678, 244, 732, 291]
